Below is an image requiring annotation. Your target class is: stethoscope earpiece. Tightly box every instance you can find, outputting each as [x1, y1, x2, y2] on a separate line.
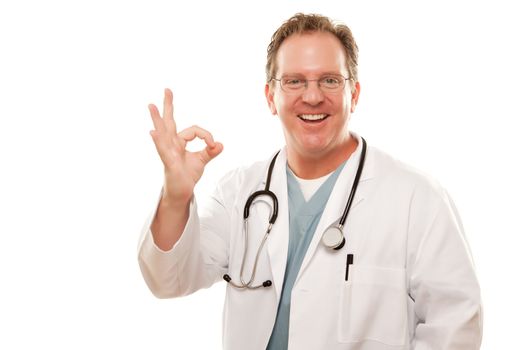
[223, 274, 272, 288]
[262, 280, 272, 287]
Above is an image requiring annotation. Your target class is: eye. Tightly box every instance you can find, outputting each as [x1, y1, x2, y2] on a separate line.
[320, 76, 342, 87]
[283, 77, 304, 88]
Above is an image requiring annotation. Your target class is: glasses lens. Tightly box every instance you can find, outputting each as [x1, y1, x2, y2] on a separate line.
[319, 75, 345, 91]
[281, 77, 305, 92]
[276, 75, 347, 92]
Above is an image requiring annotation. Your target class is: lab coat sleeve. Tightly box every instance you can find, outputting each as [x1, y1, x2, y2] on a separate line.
[137, 186, 230, 299]
[407, 184, 483, 349]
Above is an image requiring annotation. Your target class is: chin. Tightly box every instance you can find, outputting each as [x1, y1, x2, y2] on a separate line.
[298, 142, 331, 156]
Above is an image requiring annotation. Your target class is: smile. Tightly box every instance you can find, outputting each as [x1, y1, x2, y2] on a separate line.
[298, 114, 328, 121]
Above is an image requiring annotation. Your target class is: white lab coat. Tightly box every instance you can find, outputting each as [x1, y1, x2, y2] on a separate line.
[138, 140, 482, 350]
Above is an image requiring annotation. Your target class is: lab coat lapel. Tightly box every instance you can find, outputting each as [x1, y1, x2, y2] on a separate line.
[264, 150, 289, 300]
[296, 143, 375, 282]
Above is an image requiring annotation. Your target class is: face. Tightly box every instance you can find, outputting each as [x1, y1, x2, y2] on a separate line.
[265, 31, 360, 159]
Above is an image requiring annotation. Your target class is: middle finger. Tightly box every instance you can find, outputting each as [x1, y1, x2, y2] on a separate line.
[163, 88, 177, 135]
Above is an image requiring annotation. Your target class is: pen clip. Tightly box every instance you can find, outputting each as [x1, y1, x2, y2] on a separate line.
[345, 254, 353, 281]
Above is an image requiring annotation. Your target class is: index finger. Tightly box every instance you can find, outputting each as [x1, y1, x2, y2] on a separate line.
[178, 125, 216, 148]
[148, 103, 166, 133]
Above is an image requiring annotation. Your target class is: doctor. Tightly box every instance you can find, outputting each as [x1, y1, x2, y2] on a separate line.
[138, 13, 482, 349]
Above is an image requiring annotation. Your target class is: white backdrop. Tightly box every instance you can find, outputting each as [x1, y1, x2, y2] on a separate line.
[1, 0, 523, 348]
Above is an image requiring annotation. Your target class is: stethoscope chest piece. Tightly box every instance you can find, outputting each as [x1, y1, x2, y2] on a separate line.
[322, 225, 346, 250]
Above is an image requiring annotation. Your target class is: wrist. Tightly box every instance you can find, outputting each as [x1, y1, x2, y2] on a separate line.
[159, 190, 192, 211]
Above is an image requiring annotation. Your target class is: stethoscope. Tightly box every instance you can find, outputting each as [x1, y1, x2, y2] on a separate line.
[223, 137, 367, 289]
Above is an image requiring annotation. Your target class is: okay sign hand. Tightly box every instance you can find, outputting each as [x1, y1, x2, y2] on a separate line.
[148, 88, 223, 204]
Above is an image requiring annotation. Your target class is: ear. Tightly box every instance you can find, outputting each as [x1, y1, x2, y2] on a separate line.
[265, 83, 277, 115]
[350, 81, 361, 113]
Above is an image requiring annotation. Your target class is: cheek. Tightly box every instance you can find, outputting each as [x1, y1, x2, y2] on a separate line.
[274, 94, 293, 114]
[342, 91, 354, 114]
[347, 100, 354, 114]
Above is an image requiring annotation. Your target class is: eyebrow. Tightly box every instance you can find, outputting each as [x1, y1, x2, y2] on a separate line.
[280, 72, 344, 77]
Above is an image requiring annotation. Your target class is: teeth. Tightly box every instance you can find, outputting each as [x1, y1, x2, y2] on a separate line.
[299, 114, 327, 121]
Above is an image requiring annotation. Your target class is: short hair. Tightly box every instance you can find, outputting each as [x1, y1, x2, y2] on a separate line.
[266, 13, 359, 87]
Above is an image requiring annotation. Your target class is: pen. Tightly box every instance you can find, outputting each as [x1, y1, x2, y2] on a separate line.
[345, 254, 353, 281]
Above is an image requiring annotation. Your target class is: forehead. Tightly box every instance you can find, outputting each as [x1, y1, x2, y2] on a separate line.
[275, 31, 347, 76]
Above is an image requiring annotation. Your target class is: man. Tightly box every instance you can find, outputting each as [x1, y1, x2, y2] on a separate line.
[138, 13, 482, 349]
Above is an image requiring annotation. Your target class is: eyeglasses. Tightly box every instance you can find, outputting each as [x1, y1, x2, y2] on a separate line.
[271, 74, 351, 93]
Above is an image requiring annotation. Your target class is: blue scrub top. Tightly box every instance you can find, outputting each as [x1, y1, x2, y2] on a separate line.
[266, 162, 346, 350]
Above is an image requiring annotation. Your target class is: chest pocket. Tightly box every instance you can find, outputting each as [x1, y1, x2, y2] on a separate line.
[338, 265, 408, 346]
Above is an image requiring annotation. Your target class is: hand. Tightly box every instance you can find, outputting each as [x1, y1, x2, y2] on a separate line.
[148, 88, 223, 205]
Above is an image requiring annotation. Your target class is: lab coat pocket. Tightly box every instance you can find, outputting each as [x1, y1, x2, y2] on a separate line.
[338, 265, 408, 346]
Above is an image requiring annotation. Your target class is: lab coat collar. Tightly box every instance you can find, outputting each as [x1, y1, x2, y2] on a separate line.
[297, 133, 375, 282]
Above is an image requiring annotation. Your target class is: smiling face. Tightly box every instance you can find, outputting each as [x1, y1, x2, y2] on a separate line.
[265, 31, 360, 165]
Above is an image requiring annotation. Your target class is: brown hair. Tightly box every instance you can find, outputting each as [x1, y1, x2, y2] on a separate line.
[266, 13, 359, 88]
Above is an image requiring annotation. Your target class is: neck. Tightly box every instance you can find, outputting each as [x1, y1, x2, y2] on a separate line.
[287, 135, 358, 179]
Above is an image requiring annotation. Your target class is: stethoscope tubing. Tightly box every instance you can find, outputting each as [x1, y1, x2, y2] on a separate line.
[339, 137, 367, 227]
[224, 137, 367, 289]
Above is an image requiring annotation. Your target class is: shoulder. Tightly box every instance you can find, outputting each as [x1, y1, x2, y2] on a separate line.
[366, 145, 449, 202]
[217, 157, 272, 188]
[212, 152, 279, 202]
[364, 145, 462, 239]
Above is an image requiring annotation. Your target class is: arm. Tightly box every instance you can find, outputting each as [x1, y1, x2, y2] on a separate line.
[147, 88, 223, 251]
[138, 193, 230, 298]
[138, 88, 225, 297]
[408, 186, 482, 349]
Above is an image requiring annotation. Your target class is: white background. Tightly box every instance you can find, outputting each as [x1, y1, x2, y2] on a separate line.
[1, 0, 523, 348]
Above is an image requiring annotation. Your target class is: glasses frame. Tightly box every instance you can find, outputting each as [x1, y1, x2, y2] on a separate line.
[270, 74, 352, 93]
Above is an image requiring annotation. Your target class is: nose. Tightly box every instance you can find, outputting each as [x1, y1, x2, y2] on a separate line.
[301, 82, 325, 105]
